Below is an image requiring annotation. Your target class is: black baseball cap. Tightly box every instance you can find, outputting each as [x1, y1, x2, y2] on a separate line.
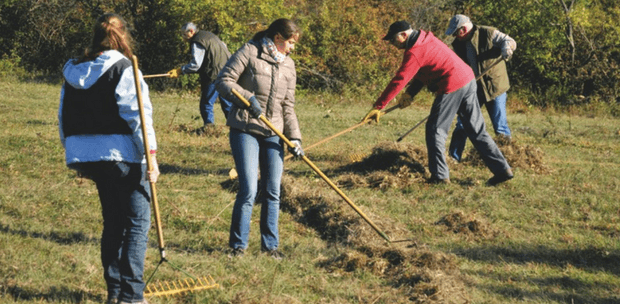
[382, 21, 412, 40]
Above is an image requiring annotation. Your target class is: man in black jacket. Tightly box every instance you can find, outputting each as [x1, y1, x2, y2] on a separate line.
[168, 22, 233, 129]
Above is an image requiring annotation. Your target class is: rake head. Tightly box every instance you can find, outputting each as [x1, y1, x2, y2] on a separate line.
[349, 153, 368, 163]
[144, 275, 219, 297]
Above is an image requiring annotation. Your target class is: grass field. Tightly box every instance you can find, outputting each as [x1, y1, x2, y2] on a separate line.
[1, 76, 620, 304]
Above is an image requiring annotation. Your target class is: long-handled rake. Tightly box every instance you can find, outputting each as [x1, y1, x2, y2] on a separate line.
[131, 56, 219, 297]
[231, 89, 392, 243]
[395, 58, 505, 143]
[228, 104, 400, 179]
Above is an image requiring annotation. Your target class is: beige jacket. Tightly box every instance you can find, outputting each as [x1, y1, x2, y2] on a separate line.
[215, 40, 301, 140]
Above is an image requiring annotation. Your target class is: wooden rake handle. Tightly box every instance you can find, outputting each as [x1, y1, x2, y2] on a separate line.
[284, 104, 399, 161]
[143, 73, 170, 79]
[131, 56, 167, 259]
[231, 89, 391, 243]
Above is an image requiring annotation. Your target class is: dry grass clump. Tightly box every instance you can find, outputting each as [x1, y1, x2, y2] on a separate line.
[174, 123, 227, 137]
[435, 211, 500, 240]
[462, 136, 551, 174]
[280, 175, 469, 303]
[334, 142, 428, 189]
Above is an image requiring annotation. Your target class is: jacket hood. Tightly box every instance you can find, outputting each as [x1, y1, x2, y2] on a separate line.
[62, 50, 126, 89]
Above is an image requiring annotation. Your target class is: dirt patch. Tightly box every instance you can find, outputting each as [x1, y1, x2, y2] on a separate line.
[462, 136, 551, 174]
[173, 123, 227, 137]
[435, 211, 499, 240]
[280, 175, 469, 303]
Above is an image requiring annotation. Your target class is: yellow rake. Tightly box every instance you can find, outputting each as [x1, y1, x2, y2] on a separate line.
[132, 56, 219, 298]
[144, 275, 219, 297]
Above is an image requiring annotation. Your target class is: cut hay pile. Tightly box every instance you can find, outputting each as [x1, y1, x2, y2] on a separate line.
[333, 142, 429, 190]
[462, 136, 551, 174]
[281, 175, 470, 303]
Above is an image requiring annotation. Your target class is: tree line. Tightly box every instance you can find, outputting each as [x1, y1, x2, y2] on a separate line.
[1, 0, 619, 108]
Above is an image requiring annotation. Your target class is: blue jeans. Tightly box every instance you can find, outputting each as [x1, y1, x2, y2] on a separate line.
[449, 92, 511, 161]
[200, 82, 233, 125]
[229, 128, 284, 251]
[74, 161, 151, 303]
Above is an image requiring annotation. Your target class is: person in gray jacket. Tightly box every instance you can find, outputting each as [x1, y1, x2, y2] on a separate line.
[445, 14, 517, 162]
[216, 18, 302, 260]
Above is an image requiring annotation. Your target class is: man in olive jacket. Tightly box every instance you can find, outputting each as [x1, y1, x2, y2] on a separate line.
[445, 14, 517, 162]
[168, 22, 233, 129]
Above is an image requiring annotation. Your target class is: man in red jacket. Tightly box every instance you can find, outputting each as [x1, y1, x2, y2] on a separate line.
[363, 21, 513, 185]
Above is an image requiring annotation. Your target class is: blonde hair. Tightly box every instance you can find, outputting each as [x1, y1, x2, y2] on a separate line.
[80, 13, 134, 62]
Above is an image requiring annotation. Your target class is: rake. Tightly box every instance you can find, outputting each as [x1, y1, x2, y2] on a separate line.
[228, 104, 400, 179]
[231, 88, 392, 243]
[131, 55, 219, 297]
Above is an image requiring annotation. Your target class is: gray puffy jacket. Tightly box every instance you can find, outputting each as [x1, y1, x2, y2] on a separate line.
[215, 40, 301, 141]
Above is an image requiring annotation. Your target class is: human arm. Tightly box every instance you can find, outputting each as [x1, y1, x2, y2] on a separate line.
[215, 43, 258, 110]
[490, 29, 516, 60]
[373, 52, 422, 110]
[58, 83, 66, 148]
[115, 67, 157, 158]
[180, 42, 206, 74]
[397, 79, 424, 108]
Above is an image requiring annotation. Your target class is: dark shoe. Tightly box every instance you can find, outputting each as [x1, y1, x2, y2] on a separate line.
[228, 247, 245, 258]
[427, 176, 451, 184]
[195, 123, 215, 135]
[487, 168, 514, 186]
[263, 249, 285, 260]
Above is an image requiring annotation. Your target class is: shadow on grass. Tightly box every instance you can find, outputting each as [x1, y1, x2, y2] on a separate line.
[159, 163, 230, 177]
[0, 223, 98, 245]
[455, 245, 620, 303]
[3, 285, 102, 303]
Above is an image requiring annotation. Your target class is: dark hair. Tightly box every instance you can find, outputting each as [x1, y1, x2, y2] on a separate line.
[252, 18, 300, 42]
[79, 13, 134, 63]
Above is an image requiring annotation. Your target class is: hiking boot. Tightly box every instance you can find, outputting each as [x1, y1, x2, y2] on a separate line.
[263, 249, 285, 260]
[427, 176, 450, 184]
[487, 168, 514, 186]
[118, 300, 148, 304]
[227, 247, 245, 258]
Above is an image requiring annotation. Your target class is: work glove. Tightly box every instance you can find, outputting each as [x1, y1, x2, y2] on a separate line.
[148, 155, 160, 183]
[247, 96, 262, 118]
[167, 68, 182, 78]
[362, 108, 383, 123]
[397, 91, 414, 109]
[288, 139, 304, 158]
[501, 48, 513, 61]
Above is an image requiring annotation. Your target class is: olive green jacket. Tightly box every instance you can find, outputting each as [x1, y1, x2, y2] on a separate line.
[452, 25, 510, 102]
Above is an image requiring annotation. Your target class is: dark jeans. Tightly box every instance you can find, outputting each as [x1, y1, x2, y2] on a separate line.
[74, 161, 151, 303]
[200, 82, 233, 125]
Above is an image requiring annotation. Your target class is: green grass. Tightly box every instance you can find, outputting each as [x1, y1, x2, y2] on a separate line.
[1, 77, 620, 303]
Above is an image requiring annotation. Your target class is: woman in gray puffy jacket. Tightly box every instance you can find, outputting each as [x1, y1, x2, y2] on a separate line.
[216, 18, 302, 260]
